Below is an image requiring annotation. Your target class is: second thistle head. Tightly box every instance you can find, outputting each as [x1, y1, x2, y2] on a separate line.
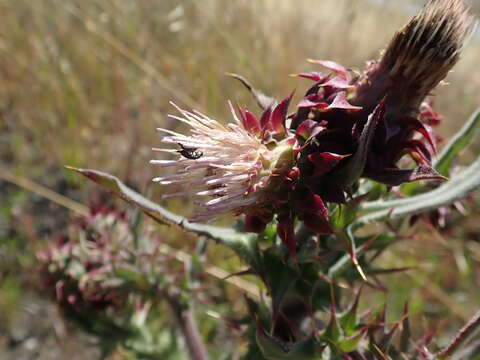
[354, 0, 476, 119]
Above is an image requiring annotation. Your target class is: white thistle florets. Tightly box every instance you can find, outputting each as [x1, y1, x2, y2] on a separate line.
[150, 102, 293, 222]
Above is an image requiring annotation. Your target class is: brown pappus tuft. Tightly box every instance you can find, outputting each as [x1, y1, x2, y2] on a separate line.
[353, 0, 476, 118]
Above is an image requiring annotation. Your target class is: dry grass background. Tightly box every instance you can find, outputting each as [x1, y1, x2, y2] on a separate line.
[0, 0, 480, 357]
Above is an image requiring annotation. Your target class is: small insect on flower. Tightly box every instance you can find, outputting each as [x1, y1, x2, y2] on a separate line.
[150, 101, 297, 224]
[177, 143, 203, 160]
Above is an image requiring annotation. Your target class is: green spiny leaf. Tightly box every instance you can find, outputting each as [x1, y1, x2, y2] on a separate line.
[324, 157, 480, 279]
[355, 157, 480, 221]
[256, 328, 322, 360]
[337, 328, 367, 353]
[339, 290, 361, 336]
[261, 247, 298, 320]
[332, 194, 368, 228]
[323, 307, 342, 343]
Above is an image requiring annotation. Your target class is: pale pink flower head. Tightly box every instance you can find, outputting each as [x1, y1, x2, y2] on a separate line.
[151, 98, 296, 225]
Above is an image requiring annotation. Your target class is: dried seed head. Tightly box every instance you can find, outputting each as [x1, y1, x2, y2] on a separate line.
[353, 0, 476, 117]
[382, 0, 475, 100]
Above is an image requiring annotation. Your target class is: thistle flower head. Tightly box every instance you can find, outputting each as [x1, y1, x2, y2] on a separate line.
[37, 206, 134, 313]
[37, 205, 186, 315]
[151, 100, 296, 223]
[286, 0, 475, 191]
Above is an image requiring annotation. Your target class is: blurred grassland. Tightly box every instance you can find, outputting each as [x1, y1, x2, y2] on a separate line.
[1, 0, 480, 353]
[2, 0, 479, 180]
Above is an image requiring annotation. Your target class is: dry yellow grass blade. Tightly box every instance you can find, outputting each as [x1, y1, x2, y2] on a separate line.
[0, 167, 89, 217]
[60, 3, 203, 112]
[405, 272, 471, 322]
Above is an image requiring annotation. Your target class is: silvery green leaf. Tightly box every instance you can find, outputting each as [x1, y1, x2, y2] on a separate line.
[434, 108, 480, 176]
[66, 167, 259, 266]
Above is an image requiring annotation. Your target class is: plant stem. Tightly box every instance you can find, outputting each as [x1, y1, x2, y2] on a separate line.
[437, 310, 480, 359]
[165, 295, 209, 360]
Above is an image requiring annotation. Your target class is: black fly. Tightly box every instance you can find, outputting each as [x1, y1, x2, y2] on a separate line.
[177, 143, 203, 160]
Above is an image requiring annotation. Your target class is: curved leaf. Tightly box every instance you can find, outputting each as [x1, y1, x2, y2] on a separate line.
[356, 157, 480, 226]
[360, 157, 480, 213]
[434, 108, 480, 176]
[66, 167, 259, 266]
[330, 157, 480, 279]
[256, 328, 322, 360]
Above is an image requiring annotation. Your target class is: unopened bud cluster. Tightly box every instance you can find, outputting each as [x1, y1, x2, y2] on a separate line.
[37, 205, 185, 318]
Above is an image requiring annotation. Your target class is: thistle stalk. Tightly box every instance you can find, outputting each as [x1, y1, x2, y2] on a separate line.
[165, 295, 209, 360]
